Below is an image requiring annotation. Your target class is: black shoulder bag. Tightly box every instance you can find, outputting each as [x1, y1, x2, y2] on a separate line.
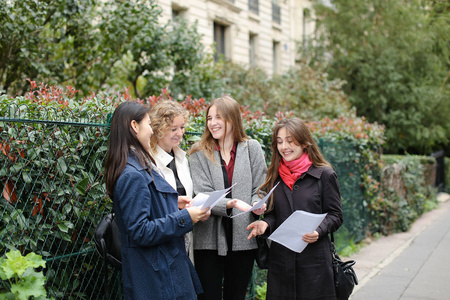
[318, 177, 359, 300]
[94, 213, 122, 299]
[330, 233, 359, 300]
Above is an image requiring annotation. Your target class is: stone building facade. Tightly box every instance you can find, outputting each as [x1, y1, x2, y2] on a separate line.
[157, 0, 315, 76]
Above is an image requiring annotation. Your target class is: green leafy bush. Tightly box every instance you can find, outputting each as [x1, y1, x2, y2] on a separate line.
[0, 82, 120, 298]
[0, 250, 50, 300]
[373, 155, 438, 234]
[197, 60, 353, 121]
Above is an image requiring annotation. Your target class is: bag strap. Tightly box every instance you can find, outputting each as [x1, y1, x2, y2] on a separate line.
[318, 176, 336, 243]
[101, 212, 114, 300]
[101, 238, 110, 300]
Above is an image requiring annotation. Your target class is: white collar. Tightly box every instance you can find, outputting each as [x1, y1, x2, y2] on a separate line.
[155, 145, 186, 166]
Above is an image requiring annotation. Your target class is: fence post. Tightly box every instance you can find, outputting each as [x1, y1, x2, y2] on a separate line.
[431, 150, 445, 192]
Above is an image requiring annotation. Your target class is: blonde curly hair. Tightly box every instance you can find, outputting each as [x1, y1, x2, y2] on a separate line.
[149, 100, 189, 153]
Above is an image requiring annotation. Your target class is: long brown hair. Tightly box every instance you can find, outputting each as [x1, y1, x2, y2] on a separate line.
[259, 118, 331, 211]
[105, 101, 155, 198]
[189, 95, 248, 162]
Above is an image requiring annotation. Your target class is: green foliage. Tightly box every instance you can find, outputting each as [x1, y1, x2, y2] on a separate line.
[255, 282, 267, 300]
[0, 250, 49, 300]
[0, 0, 207, 100]
[0, 82, 122, 298]
[204, 60, 352, 121]
[371, 155, 438, 234]
[310, 0, 450, 154]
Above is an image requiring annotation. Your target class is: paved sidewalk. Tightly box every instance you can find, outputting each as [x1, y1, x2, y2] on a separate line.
[346, 192, 450, 300]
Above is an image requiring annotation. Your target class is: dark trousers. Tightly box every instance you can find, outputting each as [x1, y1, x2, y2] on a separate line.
[194, 249, 256, 300]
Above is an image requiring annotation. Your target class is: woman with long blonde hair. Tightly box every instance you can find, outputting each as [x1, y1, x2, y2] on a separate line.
[189, 95, 267, 300]
[247, 117, 343, 299]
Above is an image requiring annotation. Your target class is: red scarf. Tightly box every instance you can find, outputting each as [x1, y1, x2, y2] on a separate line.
[278, 152, 313, 190]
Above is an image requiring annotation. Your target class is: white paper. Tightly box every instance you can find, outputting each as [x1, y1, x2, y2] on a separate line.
[192, 183, 237, 210]
[230, 182, 280, 218]
[268, 210, 327, 253]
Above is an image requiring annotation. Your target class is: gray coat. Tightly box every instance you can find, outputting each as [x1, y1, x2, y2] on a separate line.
[189, 139, 267, 255]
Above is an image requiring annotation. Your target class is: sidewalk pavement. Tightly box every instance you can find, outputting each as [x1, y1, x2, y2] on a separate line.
[347, 192, 450, 300]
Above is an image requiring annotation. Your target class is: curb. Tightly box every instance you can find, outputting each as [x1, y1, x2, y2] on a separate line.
[350, 192, 450, 296]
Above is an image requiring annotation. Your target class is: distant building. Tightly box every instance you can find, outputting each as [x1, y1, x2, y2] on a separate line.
[157, 0, 315, 76]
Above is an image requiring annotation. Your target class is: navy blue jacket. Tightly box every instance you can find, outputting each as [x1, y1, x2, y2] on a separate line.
[113, 155, 202, 299]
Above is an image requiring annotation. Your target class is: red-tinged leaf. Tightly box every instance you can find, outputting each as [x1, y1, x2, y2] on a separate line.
[3, 180, 18, 204]
[1, 143, 10, 156]
[32, 196, 43, 216]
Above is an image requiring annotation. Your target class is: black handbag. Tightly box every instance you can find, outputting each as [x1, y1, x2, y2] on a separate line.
[255, 234, 270, 269]
[94, 213, 122, 299]
[331, 234, 358, 300]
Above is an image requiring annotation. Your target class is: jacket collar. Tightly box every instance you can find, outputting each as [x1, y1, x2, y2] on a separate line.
[155, 145, 186, 166]
[302, 164, 323, 179]
[127, 154, 178, 194]
[127, 154, 146, 171]
[278, 165, 324, 212]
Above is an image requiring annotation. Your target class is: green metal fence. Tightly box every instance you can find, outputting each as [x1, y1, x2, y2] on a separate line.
[317, 138, 370, 244]
[0, 103, 112, 299]
[0, 103, 371, 298]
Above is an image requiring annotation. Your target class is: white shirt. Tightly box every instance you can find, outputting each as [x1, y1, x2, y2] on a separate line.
[154, 145, 193, 198]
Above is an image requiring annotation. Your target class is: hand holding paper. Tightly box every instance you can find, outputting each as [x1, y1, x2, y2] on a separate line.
[231, 182, 280, 218]
[192, 184, 237, 210]
[268, 210, 327, 253]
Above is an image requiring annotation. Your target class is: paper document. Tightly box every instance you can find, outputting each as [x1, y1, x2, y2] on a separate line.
[268, 210, 327, 253]
[192, 183, 237, 210]
[231, 182, 280, 218]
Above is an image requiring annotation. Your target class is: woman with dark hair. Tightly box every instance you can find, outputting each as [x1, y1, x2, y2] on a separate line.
[105, 101, 210, 300]
[247, 117, 344, 300]
[189, 95, 267, 300]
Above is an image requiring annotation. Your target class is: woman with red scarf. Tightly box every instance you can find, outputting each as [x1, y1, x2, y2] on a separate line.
[247, 118, 343, 300]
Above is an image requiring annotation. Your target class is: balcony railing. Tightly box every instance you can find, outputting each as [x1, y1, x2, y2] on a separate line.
[272, 2, 281, 24]
[249, 0, 259, 15]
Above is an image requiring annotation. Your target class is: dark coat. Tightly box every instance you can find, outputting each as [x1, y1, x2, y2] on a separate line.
[113, 155, 202, 300]
[263, 165, 343, 300]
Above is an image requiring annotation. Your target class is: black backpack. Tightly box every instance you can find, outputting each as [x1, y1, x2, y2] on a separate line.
[94, 213, 122, 299]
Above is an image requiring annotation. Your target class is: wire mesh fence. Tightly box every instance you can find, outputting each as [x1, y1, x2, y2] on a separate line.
[0, 103, 111, 299]
[1, 103, 372, 299]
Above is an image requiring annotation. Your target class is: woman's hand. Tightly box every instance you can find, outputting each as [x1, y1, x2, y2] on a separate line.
[186, 206, 211, 223]
[178, 196, 193, 209]
[246, 220, 269, 240]
[226, 199, 252, 211]
[302, 230, 319, 244]
[251, 203, 267, 216]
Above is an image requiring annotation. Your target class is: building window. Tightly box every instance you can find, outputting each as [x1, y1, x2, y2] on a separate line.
[272, 1, 281, 24]
[273, 41, 280, 74]
[172, 9, 180, 20]
[302, 8, 311, 49]
[249, 0, 259, 15]
[249, 33, 257, 67]
[214, 22, 227, 62]
[172, 7, 186, 22]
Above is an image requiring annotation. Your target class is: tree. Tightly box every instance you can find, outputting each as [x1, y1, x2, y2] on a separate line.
[0, 0, 206, 98]
[310, 0, 450, 154]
